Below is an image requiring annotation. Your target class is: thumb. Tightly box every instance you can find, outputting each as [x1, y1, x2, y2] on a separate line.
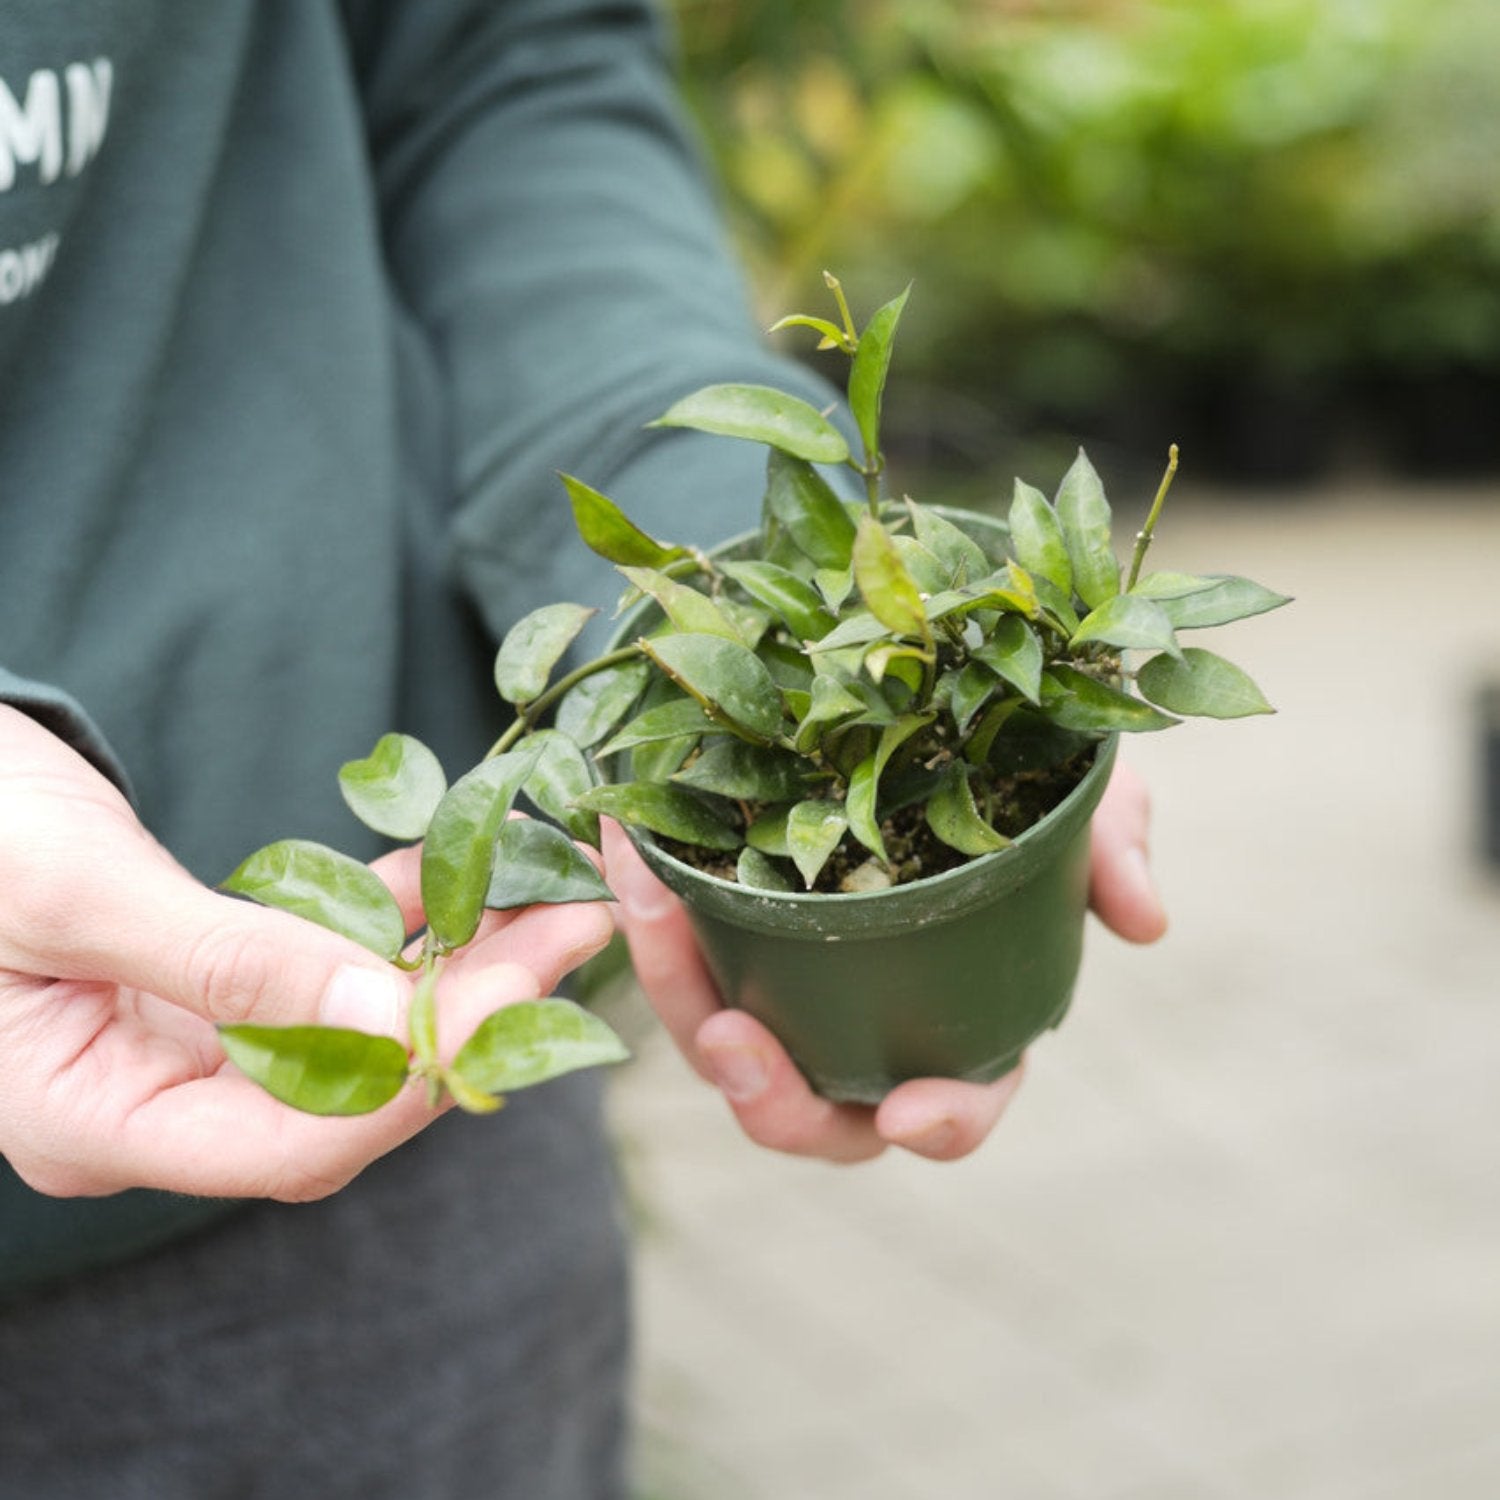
[22, 843, 408, 1033]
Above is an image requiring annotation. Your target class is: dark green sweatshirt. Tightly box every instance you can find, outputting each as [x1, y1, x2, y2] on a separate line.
[0, 0, 834, 1298]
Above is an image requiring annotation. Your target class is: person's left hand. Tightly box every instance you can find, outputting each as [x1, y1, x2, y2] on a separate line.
[602, 761, 1166, 1164]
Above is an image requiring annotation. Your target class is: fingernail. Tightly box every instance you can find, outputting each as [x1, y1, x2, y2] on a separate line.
[700, 1042, 769, 1103]
[899, 1117, 958, 1159]
[320, 964, 402, 1035]
[611, 848, 677, 922]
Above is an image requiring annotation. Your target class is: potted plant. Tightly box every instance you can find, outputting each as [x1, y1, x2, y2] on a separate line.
[219, 275, 1287, 1113]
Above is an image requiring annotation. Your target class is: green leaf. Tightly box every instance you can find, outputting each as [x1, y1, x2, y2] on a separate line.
[1137, 648, 1274, 719]
[523, 729, 601, 846]
[561, 473, 688, 569]
[806, 609, 891, 654]
[219, 1024, 410, 1116]
[598, 697, 715, 757]
[846, 713, 932, 861]
[814, 565, 854, 612]
[793, 672, 867, 753]
[745, 804, 792, 856]
[494, 602, 596, 705]
[618, 567, 741, 642]
[736, 846, 793, 891]
[1055, 450, 1119, 608]
[422, 750, 538, 949]
[1008, 479, 1072, 595]
[848, 284, 910, 460]
[946, 662, 997, 735]
[639, 632, 785, 743]
[891, 535, 949, 595]
[973, 616, 1044, 704]
[1129, 570, 1223, 600]
[573, 781, 742, 850]
[925, 764, 1011, 856]
[964, 697, 1023, 766]
[674, 739, 809, 803]
[1041, 666, 1178, 733]
[1140, 574, 1292, 630]
[786, 800, 849, 888]
[555, 657, 652, 749]
[853, 515, 927, 638]
[223, 840, 407, 961]
[338, 733, 447, 842]
[719, 560, 836, 642]
[1071, 594, 1182, 660]
[651, 383, 850, 464]
[485, 818, 616, 910]
[767, 312, 852, 350]
[764, 450, 857, 569]
[908, 501, 990, 585]
[450, 998, 629, 1097]
[1030, 572, 1081, 635]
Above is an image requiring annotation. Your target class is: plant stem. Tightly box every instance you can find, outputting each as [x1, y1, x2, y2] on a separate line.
[485, 643, 645, 759]
[1127, 444, 1179, 591]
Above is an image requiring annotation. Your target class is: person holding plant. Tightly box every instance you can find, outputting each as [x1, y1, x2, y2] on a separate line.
[0, 0, 1164, 1494]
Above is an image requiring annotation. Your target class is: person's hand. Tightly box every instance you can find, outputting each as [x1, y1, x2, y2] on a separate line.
[0, 706, 615, 1202]
[603, 761, 1166, 1164]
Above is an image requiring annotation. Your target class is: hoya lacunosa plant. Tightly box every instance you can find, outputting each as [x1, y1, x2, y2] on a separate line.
[218, 275, 1285, 1117]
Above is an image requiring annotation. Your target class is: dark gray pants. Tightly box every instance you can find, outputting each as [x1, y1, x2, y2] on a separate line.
[0, 1075, 629, 1499]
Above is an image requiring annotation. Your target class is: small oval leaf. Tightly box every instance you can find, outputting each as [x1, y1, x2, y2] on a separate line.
[598, 697, 715, 757]
[908, 501, 991, 585]
[853, 515, 927, 639]
[1071, 594, 1182, 660]
[736, 846, 794, 891]
[223, 840, 407, 960]
[218, 1024, 410, 1116]
[422, 750, 537, 949]
[652, 383, 850, 464]
[562, 473, 688, 569]
[523, 729, 602, 847]
[494, 602, 596, 705]
[786, 799, 849, 888]
[848, 284, 910, 460]
[764, 450, 858, 569]
[846, 713, 933, 861]
[555, 657, 652, 748]
[485, 818, 616, 910]
[925, 765, 1011, 856]
[719, 560, 836, 642]
[574, 781, 742, 850]
[1008, 479, 1072, 595]
[450, 998, 629, 1097]
[639, 632, 785, 743]
[1137, 648, 1274, 719]
[618, 567, 741, 642]
[1055, 450, 1119, 608]
[674, 739, 809, 803]
[338, 733, 448, 842]
[1041, 666, 1178, 733]
[1145, 574, 1292, 630]
[973, 616, 1044, 704]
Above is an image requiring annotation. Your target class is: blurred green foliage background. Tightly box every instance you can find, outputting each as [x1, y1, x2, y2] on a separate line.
[669, 0, 1500, 482]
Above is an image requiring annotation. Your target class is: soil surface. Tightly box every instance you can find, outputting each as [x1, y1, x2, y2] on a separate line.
[661, 745, 1097, 892]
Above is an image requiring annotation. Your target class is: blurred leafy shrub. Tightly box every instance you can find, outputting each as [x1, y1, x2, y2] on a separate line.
[670, 0, 1500, 477]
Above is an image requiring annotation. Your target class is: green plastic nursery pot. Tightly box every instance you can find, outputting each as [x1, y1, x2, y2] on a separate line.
[604, 505, 1117, 1104]
[623, 736, 1118, 1105]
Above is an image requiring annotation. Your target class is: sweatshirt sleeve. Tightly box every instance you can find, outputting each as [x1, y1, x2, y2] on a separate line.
[0, 668, 134, 796]
[338, 0, 847, 627]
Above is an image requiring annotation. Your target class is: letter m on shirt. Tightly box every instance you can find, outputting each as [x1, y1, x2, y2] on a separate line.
[0, 60, 112, 192]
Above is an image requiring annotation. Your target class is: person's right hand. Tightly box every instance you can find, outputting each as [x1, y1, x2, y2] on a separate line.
[0, 706, 615, 1202]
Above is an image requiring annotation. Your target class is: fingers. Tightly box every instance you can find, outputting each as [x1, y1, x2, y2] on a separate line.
[603, 820, 721, 1081]
[1089, 761, 1168, 944]
[114, 961, 545, 1200]
[875, 1068, 1026, 1160]
[694, 1010, 886, 1163]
